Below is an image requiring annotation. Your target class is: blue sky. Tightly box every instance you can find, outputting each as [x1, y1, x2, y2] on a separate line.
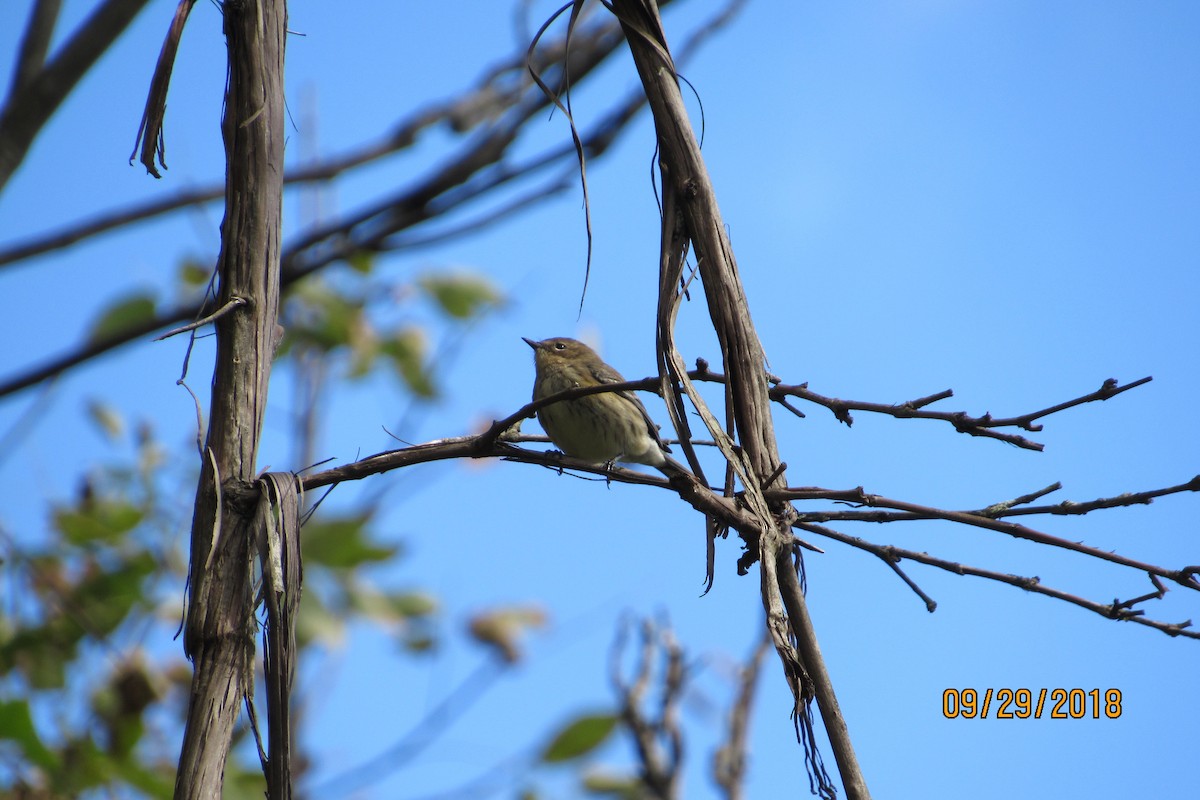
[1, 1, 1198, 798]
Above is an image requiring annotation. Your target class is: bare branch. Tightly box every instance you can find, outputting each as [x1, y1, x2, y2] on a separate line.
[609, 617, 685, 800]
[537, 366, 1155, 452]
[798, 521, 1199, 639]
[0, 0, 153, 193]
[777, 484, 1200, 590]
[0, 1, 749, 401]
[713, 626, 770, 800]
[989, 376, 1154, 429]
[792, 477, 1200, 524]
[0, 184, 224, 269]
[290, 397, 1200, 643]
[0, 302, 196, 398]
[289, 380, 1200, 638]
[155, 297, 248, 341]
[9, 0, 62, 96]
[0, 19, 636, 399]
[130, 0, 199, 177]
[0, 17, 612, 270]
[764, 373, 1155, 451]
[882, 556, 938, 613]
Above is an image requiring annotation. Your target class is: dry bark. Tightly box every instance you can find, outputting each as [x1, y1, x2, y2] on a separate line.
[173, 2, 288, 798]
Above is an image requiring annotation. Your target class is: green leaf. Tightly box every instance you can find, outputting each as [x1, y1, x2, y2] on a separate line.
[0, 699, 60, 770]
[468, 605, 547, 663]
[381, 328, 436, 397]
[286, 288, 364, 351]
[346, 250, 375, 274]
[303, 516, 397, 569]
[89, 293, 157, 343]
[106, 714, 145, 760]
[296, 590, 345, 646]
[350, 587, 438, 624]
[419, 272, 502, 319]
[110, 756, 175, 800]
[220, 761, 269, 800]
[283, 281, 371, 354]
[0, 626, 74, 688]
[401, 633, 437, 654]
[581, 770, 642, 797]
[177, 257, 212, 288]
[51, 738, 111, 795]
[70, 552, 156, 636]
[347, 588, 440, 653]
[540, 713, 618, 763]
[347, 328, 381, 378]
[386, 591, 439, 619]
[86, 399, 125, 440]
[55, 501, 145, 546]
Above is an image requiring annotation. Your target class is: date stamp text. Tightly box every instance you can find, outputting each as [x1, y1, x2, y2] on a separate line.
[942, 688, 1123, 719]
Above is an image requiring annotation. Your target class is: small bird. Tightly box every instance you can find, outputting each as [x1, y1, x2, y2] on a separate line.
[523, 337, 684, 475]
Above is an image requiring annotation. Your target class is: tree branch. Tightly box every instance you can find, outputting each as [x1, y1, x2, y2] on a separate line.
[0, 0, 153, 193]
[713, 626, 769, 800]
[785, 477, 1200, 524]
[8, 0, 62, 97]
[774, 485, 1200, 589]
[609, 617, 685, 800]
[0, 17, 612, 271]
[0, 1, 749, 402]
[285, 378, 1200, 640]
[797, 521, 1199, 639]
[766, 374, 1154, 451]
[0, 17, 641, 399]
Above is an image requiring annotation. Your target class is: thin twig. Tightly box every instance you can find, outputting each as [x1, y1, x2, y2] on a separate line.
[881, 553, 937, 612]
[763, 375, 1155, 451]
[776, 485, 1200, 589]
[798, 521, 1199, 639]
[781, 478, 1200, 540]
[154, 296, 247, 341]
[713, 625, 770, 800]
[609, 616, 685, 799]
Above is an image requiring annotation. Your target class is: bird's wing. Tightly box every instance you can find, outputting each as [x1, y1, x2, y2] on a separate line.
[590, 362, 673, 453]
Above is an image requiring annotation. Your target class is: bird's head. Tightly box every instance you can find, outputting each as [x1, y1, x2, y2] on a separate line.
[522, 337, 598, 369]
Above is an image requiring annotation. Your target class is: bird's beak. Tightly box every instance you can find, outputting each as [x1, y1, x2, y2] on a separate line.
[522, 337, 540, 350]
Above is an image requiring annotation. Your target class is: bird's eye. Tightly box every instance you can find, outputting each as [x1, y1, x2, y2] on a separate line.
[554, 342, 566, 351]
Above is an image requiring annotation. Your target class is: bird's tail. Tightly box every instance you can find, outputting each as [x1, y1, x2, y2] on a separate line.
[657, 455, 693, 479]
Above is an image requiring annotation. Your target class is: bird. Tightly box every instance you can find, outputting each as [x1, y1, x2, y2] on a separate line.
[523, 336, 686, 476]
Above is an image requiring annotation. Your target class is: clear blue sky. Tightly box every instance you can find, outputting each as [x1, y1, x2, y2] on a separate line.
[1, 2, 1197, 798]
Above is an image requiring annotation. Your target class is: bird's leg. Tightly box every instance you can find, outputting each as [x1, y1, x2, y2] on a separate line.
[602, 457, 621, 488]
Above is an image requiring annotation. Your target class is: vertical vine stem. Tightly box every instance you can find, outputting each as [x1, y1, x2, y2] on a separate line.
[172, 2, 288, 798]
[610, 1, 871, 796]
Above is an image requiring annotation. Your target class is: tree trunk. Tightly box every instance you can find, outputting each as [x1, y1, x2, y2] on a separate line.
[173, 2, 287, 798]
